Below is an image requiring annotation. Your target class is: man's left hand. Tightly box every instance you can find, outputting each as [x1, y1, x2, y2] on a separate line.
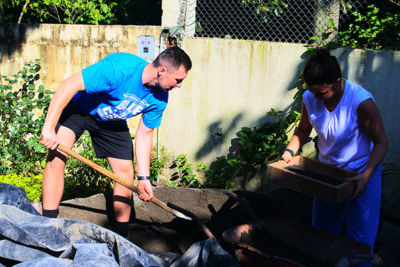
[137, 180, 153, 201]
[346, 174, 368, 200]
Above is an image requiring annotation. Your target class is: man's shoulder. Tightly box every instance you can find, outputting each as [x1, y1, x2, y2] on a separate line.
[104, 53, 148, 76]
[106, 52, 146, 64]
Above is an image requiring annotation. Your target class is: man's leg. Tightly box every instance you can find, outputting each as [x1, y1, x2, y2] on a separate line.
[107, 157, 134, 237]
[42, 125, 76, 217]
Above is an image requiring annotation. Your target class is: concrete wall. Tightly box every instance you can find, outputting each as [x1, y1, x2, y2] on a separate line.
[162, 38, 400, 166]
[0, 24, 399, 167]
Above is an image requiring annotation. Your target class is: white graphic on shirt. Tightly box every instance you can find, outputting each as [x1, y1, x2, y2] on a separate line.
[97, 93, 149, 120]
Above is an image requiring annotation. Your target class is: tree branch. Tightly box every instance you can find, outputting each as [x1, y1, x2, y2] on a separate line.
[17, 0, 29, 23]
[388, 0, 400, 7]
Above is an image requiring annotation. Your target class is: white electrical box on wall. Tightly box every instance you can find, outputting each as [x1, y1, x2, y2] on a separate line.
[138, 36, 155, 61]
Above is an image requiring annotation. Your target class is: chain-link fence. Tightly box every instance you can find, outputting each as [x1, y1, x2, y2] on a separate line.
[194, 0, 398, 46]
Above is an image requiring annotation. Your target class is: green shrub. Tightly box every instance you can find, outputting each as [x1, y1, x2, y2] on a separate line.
[0, 59, 53, 175]
[150, 145, 169, 182]
[204, 109, 301, 189]
[169, 154, 206, 188]
[0, 174, 43, 202]
[338, 5, 400, 50]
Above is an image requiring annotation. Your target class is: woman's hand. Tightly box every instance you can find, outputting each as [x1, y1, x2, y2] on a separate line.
[346, 174, 369, 200]
[281, 150, 293, 163]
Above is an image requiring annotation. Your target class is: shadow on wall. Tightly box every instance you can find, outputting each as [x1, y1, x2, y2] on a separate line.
[194, 49, 312, 164]
[195, 47, 400, 190]
[0, 23, 39, 62]
[335, 48, 400, 164]
[192, 48, 400, 190]
[195, 114, 243, 160]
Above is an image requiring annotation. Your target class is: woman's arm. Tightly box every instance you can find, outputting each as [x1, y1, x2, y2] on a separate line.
[281, 102, 313, 162]
[347, 98, 388, 199]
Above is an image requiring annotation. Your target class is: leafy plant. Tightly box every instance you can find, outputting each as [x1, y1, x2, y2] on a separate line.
[0, 59, 52, 175]
[0, 173, 43, 202]
[170, 154, 203, 188]
[309, 17, 341, 50]
[241, 0, 289, 23]
[205, 109, 301, 189]
[150, 145, 169, 182]
[338, 5, 400, 50]
[7, 0, 118, 24]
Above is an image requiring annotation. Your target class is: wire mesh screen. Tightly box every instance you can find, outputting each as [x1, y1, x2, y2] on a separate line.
[194, 0, 388, 44]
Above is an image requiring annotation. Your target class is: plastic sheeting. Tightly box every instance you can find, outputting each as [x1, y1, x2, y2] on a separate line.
[0, 183, 240, 267]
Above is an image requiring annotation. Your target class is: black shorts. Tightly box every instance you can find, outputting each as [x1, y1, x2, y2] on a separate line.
[59, 102, 133, 160]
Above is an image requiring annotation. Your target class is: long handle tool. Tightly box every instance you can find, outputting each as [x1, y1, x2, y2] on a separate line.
[55, 143, 191, 220]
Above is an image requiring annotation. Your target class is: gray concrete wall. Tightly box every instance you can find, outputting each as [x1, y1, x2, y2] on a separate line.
[161, 38, 400, 166]
[0, 24, 399, 168]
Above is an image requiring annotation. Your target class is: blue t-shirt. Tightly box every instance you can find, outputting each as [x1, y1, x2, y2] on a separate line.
[72, 53, 168, 129]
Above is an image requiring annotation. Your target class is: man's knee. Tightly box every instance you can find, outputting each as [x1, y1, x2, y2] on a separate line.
[46, 149, 68, 164]
[113, 195, 133, 206]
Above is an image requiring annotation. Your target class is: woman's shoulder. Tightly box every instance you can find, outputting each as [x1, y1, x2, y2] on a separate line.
[344, 80, 374, 105]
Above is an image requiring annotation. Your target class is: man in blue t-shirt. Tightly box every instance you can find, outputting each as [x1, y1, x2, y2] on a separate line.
[40, 46, 192, 237]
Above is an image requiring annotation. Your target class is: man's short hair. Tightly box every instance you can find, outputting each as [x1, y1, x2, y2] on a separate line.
[153, 46, 192, 71]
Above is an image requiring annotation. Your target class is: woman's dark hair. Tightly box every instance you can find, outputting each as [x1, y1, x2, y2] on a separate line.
[153, 46, 192, 71]
[302, 48, 341, 86]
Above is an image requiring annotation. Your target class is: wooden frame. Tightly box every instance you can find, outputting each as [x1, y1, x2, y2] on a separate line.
[267, 156, 357, 204]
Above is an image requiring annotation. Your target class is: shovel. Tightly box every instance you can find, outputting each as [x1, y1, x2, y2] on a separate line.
[52, 143, 191, 221]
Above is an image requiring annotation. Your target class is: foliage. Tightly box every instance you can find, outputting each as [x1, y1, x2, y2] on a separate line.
[309, 2, 400, 51]
[0, 174, 43, 202]
[337, 5, 400, 50]
[169, 154, 207, 188]
[62, 131, 113, 200]
[204, 109, 301, 189]
[150, 145, 169, 182]
[1, 0, 163, 25]
[241, 0, 288, 23]
[5, 0, 118, 24]
[0, 59, 52, 175]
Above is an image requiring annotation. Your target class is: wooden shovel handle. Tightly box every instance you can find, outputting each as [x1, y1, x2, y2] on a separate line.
[56, 143, 174, 214]
[58, 144, 139, 193]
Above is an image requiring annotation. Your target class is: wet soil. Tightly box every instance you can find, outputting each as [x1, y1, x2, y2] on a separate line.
[39, 186, 400, 266]
[52, 187, 312, 255]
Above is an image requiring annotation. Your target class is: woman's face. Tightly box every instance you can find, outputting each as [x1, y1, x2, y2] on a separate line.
[306, 79, 341, 102]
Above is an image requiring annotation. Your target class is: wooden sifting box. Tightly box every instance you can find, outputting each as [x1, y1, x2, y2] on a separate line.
[267, 156, 356, 204]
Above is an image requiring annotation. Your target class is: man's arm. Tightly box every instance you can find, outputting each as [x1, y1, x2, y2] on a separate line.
[135, 117, 154, 201]
[40, 71, 85, 150]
